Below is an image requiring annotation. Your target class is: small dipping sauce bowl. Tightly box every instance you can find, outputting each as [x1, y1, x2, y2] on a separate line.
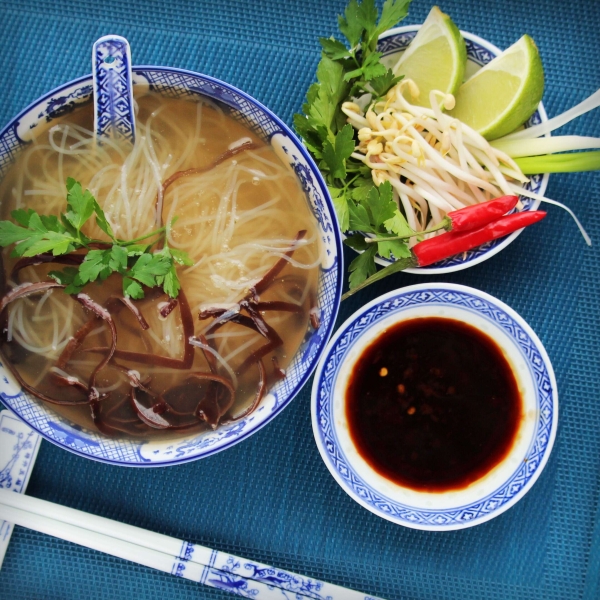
[311, 283, 558, 530]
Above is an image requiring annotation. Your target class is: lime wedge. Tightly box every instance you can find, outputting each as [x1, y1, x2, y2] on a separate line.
[449, 35, 544, 140]
[392, 6, 466, 108]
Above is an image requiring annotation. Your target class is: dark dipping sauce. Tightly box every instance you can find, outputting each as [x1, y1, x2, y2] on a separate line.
[346, 317, 522, 492]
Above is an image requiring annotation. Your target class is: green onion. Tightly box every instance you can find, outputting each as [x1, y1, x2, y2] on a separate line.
[513, 151, 600, 174]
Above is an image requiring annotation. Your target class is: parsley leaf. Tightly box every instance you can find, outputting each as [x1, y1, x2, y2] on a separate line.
[11, 209, 37, 228]
[157, 264, 180, 298]
[311, 55, 350, 138]
[344, 50, 386, 81]
[293, 114, 325, 158]
[338, 0, 364, 47]
[366, 181, 396, 225]
[319, 37, 352, 60]
[329, 186, 350, 232]
[348, 244, 377, 288]
[350, 179, 375, 202]
[170, 247, 194, 266]
[0, 216, 78, 258]
[384, 208, 414, 238]
[65, 177, 95, 233]
[369, 68, 403, 97]
[128, 253, 171, 288]
[0, 220, 36, 246]
[122, 277, 144, 300]
[361, 51, 388, 80]
[348, 200, 373, 232]
[377, 236, 412, 259]
[92, 199, 116, 241]
[48, 267, 84, 294]
[109, 244, 128, 273]
[375, 0, 411, 39]
[308, 88, 338, 141]
[79, 249, 113, 284]
[39, 214, 65, 233]
[153, 240, 193, 297]
[322, 124, 355, 180]
[357, 0, 378, 38]
[23, 236, 74, 257]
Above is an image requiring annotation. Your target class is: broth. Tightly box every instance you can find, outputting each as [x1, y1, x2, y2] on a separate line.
[0, 93, 321, 439]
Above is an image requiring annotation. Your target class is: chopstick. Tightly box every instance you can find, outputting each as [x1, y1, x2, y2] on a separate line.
[0, 489, 381, 600]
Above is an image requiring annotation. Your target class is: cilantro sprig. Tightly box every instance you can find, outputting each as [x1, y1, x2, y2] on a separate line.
[0, 178, 192, 299]
[293, 0, 415, 291]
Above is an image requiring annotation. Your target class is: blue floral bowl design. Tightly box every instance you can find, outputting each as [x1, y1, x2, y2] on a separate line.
[358, 28, 549, 274]
[0, 67, 343, 466]
[312, 283, 557, 530]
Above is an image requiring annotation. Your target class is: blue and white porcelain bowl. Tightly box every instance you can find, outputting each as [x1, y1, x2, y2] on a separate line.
[312, 283, 557, 530]
[0, 68, 343, 466]
[356, 27, 549, 274]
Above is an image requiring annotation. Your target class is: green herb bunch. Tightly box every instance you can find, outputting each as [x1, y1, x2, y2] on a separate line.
[293, 0, 416, 289]
[0, 178, 192, 299]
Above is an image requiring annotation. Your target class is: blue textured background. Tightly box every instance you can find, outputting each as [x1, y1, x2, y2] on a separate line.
[0, 0, 599, 598]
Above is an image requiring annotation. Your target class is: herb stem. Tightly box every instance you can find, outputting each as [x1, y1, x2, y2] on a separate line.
[365, 220, 448, 243]
[119, 227, 167, 246]
[342, 173, 361, 191]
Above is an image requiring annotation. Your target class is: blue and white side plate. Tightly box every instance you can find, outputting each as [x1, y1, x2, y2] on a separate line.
[0, 67, 343, 466]
[311, 283, 558, 530]
[353, 27, 549, 274]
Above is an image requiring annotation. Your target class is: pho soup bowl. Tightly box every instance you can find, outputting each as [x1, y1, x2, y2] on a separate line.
[361, 27, 549, 274]
[312, 283, 557, 530]
[0, 67, 343, 466]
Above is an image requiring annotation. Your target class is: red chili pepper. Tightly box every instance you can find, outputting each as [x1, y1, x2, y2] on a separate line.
[365, 196, 520, 246]
[413, 210, 546, 267]
[445, 195, 519, 232]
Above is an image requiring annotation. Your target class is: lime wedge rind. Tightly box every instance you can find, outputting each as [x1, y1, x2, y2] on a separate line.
[449, 35, 545, 140]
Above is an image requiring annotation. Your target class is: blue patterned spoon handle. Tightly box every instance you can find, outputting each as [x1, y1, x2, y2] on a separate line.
[92, 35, 136, 144]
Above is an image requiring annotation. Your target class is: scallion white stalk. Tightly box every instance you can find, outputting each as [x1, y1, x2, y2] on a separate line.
[499, 88, 600, 141]
[491, 136, 600, 158]
[509, 183, 592, 246]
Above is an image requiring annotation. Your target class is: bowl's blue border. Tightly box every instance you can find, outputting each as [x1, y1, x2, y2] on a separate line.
[0, 66, 343, 467]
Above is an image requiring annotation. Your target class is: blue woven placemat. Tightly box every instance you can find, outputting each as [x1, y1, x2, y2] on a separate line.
[0, 0, 599, 598]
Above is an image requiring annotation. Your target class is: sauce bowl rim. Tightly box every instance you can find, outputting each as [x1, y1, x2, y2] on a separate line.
[311, 283, 558, 530]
